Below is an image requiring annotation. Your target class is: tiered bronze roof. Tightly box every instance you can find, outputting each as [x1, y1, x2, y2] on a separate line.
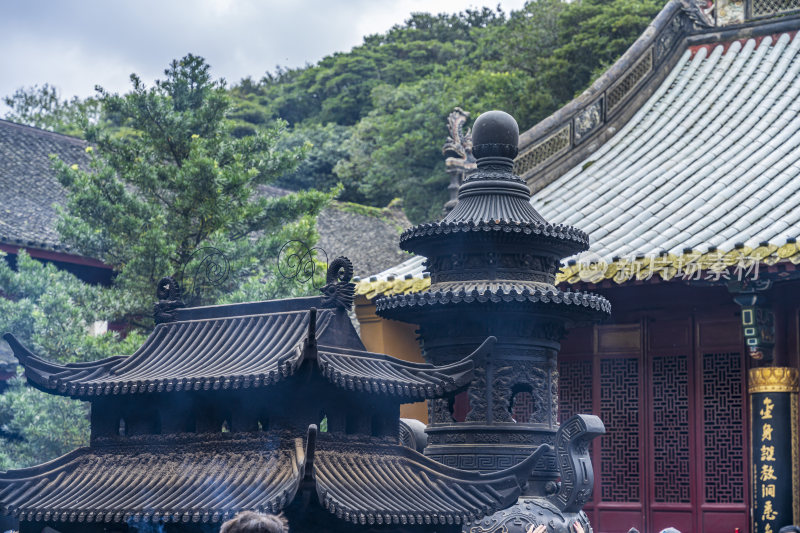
[0, 260, 546, 533]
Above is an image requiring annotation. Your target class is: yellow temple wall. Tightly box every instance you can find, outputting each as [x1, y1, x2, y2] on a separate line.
[355, 295, 428, 423]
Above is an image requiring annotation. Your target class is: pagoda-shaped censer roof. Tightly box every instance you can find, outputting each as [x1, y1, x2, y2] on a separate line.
[0, 428, 546, 528]
[375, 111, 609, 533]
[378, 111, 610, 322]
[4, 306, 486, 401]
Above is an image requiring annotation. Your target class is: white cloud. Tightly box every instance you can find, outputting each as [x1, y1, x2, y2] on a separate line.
[1, 0, 526, 112]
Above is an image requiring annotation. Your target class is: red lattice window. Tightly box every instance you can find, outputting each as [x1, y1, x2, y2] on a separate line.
[702, 351, 745, 504]
[599, 357, 641, 502]
[652, 354, 691, 503]
[558, 358, 593, 424]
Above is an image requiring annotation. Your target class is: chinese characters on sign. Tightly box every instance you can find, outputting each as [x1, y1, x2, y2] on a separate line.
[749, 368, 799, 533]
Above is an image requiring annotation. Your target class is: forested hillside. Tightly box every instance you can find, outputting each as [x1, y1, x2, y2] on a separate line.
[227, 0, 662, 222]
[4, 0, 662, 223]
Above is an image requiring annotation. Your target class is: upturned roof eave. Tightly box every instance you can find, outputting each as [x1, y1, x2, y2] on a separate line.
[0, 434, 547, 527]
[4, 302, 493, 401]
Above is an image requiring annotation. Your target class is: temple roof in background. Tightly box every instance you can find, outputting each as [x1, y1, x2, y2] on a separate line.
[0, 122, 407, 277]
[0, 120, 88, 252]
[260, 186, 410, 277]
[532, 32, 800, 269]
[358, 1, 800, 298]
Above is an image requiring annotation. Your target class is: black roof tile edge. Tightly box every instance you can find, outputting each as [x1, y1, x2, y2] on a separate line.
[316, 441, 551, 526]
[0, 442, 301, 523]
[375, 285, 611, 315]
[399, 220, 590, 247]
[316, 336, 495, 400]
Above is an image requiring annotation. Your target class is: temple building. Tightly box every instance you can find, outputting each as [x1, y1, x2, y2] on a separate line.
[356, 1, 800, 532]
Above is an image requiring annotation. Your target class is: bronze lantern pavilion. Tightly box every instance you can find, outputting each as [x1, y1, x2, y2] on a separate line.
[0, 261, 550, 533]
[376, 111, 610, 533]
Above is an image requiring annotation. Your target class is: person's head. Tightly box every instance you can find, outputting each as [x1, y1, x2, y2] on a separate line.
[220, 511, 288, 533]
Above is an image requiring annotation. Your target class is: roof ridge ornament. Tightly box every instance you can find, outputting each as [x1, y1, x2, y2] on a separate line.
[442, 107, 477, 215]
[679, 0, 714, 27]
[153, 276, 185, 324]
[302, 424, 317, 484]
[443, 106, 473, 161]
[320, 257, 355, 311]
[304, 308, 318, 359]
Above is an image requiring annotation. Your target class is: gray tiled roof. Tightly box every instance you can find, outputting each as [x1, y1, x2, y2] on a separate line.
[316, 204, 409, 277]
[534, 32, 800, 261]
[0, 122, 407, 276]
[0, 120, 88, 250]
[261, 185, 410, 277]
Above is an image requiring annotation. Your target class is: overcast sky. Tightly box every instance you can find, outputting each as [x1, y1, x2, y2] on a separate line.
[1, 0, 526, 113]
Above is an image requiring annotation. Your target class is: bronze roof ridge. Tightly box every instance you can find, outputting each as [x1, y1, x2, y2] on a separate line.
[685, 11, 800, 44]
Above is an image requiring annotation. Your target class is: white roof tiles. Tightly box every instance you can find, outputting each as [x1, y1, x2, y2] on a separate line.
[362, 32, 800, 288]
[533, 33, 800, 262]
[360, 255, 427, 282]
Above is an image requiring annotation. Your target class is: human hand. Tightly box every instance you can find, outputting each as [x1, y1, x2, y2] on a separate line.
[572, 522, 585, 533]
[526, 524, 547, 533]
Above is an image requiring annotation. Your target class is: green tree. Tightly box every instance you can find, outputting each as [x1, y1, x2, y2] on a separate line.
[2, 84, 100, 138]
[1, 55, 332, 469]
[274, 123, 353, 194]
[335, 69, 531, 222]
[538, 0, 662, 106]
[0, 376, 89, 471]
[0, 251, 145, 469]
[249, 8, 507, 128]
[53, 54, 332, 314]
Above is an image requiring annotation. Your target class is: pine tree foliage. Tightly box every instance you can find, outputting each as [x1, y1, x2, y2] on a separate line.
[0, 251, 146, 469]
[53, 54, 332, 312]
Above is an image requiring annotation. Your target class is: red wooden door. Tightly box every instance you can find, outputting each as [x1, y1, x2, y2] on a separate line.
[647, 318, 694, 532]
[559, 315, 748, 533]
[693, 317, 748, 533]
